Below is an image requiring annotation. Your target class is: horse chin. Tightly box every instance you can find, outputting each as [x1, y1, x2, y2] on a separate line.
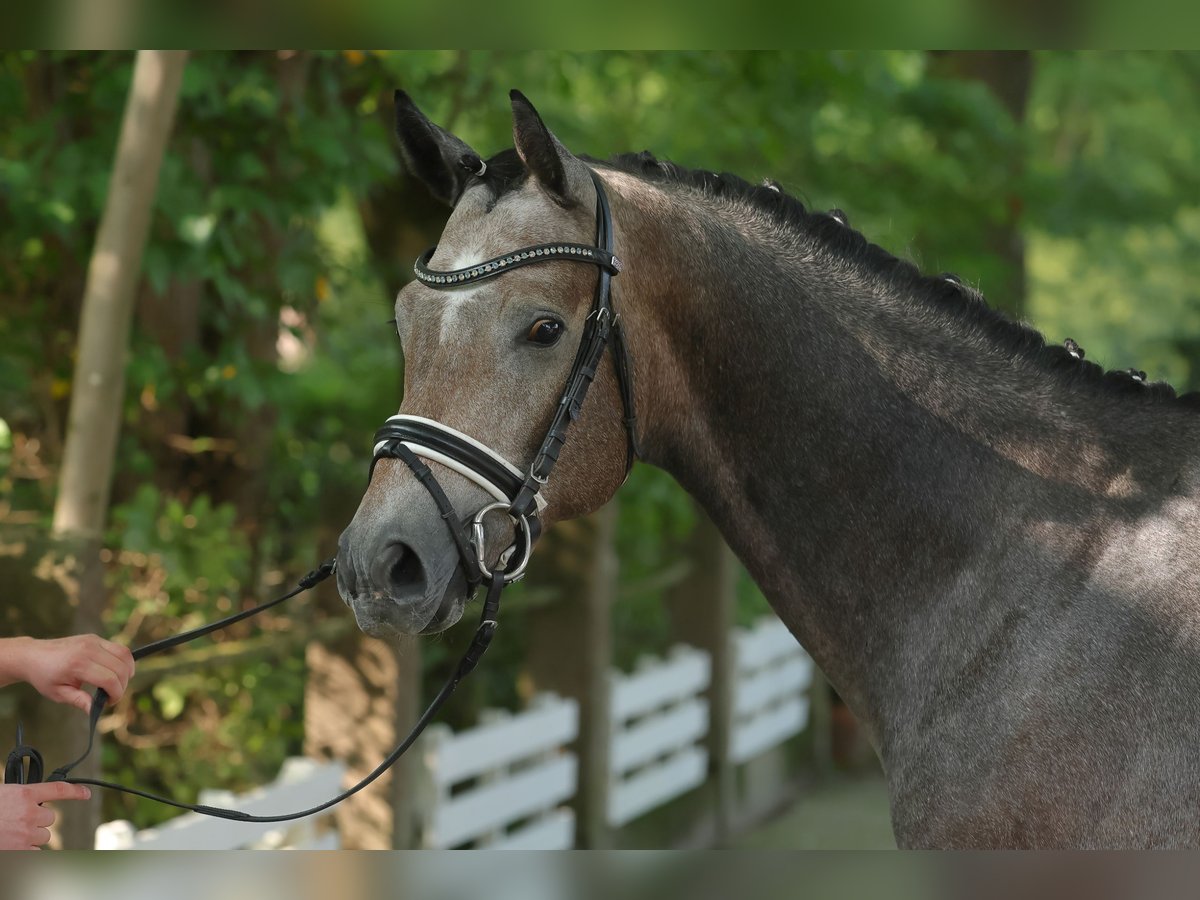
[346, 595, 432, 640]
[412, 567, 470, 634]
[417, 593, 467, 634]
[345, 580, 468, 640]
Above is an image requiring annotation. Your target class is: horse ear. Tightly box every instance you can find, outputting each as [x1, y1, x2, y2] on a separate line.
[393, 90, 481, 206]
[510, 89, 588, 206]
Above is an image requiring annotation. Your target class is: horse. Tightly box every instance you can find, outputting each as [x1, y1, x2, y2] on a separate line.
[336, 89, 1200, 848]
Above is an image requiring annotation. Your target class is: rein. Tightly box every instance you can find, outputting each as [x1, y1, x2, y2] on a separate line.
[4, 167, 637, 828]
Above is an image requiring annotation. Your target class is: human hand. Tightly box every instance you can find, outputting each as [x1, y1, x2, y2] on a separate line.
[0, 781, 92, 850]
[7, 635, 135, 714]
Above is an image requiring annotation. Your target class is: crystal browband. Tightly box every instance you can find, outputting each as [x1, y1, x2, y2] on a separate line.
[414, 242, 622, 286]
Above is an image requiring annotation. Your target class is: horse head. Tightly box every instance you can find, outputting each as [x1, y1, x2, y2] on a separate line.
[336, 91, 634, 638]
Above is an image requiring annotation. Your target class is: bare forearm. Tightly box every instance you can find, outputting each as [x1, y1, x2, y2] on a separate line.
[0, 637, 35, 688]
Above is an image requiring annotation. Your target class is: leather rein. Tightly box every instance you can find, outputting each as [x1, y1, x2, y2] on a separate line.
[4, 168, 638, 827]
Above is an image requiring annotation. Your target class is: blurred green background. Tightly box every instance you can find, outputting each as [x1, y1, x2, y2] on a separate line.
[2, 51, 1199, 837]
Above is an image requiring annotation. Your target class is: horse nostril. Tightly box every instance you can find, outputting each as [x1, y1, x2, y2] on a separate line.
[371, 542, 427, 600]
[389, 547, 419, 587]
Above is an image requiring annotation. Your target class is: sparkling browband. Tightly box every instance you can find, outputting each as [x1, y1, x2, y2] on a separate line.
[414, 242, 622, 286]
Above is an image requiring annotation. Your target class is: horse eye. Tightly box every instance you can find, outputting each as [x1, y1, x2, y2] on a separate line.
[527, 317, 564, 346]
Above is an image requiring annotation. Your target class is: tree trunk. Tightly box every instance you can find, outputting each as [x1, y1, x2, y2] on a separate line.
[49, 50, 188, 849]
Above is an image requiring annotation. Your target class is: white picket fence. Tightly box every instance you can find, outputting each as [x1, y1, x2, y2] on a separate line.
[94, 757, 346, 850]
[607, 644, 711, 827]
[97, 616, 814, 849]
[416, 692, 579, 849]
[730, 617, 814, 764]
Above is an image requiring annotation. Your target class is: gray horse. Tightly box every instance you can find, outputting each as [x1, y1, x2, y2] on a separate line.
[336, 90, 1200, 848]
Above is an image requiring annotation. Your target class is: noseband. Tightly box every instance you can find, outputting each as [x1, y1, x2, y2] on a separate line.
[371, 167, 638, 591]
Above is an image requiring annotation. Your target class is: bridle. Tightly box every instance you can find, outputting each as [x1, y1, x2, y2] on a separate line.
[5, 167, 638, 829]
[375, 166, 638, 589]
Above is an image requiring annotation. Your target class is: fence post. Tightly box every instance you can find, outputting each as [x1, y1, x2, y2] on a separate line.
[522, 502, 618, 849]
[665, 507, 738, 843]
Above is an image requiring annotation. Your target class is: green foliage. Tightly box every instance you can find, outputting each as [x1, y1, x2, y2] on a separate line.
[98, 471, 312, 825]
[108, 484, 249, 622]
[100, 653, 304, 827]
[1026, 52, 1200, 388]
[101, 483, 305, 826]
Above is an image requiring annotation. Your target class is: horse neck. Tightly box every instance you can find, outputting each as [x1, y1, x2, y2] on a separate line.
[608, 173, 1198, 752]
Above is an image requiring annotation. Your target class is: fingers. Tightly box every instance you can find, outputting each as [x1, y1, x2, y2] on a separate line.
[0, 784, 84, 849]
[82, 661, 126, 705]
[111, 640, 136, 672]
[23, 781, 91, 804]
[97, 639, 136, 683]
[31, 805, 55, 829]
[84, 637, 133, 702]
[59, 687, 96, 715]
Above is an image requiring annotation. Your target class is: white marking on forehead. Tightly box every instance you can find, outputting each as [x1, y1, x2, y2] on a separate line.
[426, 242, 491, 343]
[449, 249, 485, 270]
[438, 283, 488, 342]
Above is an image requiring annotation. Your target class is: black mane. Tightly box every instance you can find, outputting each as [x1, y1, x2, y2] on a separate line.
[481, 146, 1199, 411]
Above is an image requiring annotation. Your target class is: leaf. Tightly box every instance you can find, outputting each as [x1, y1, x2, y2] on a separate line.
[152, 681, 187, 721]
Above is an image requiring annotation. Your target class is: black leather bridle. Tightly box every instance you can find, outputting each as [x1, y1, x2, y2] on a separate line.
[376, 167, 638, 585]
[5, 168, 637, 829]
